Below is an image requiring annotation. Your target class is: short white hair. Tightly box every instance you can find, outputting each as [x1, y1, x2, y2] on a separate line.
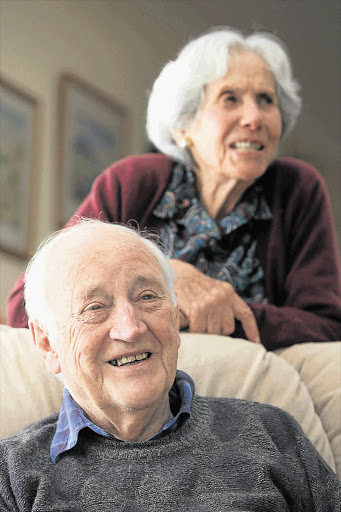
[146, 26, 302, 167]
[24, 219, 177, 334]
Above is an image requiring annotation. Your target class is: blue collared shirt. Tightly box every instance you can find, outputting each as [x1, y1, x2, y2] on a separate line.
[50, 370, 194, 464]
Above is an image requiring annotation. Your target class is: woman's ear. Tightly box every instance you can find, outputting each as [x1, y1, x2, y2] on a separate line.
[29, 320, 62, 375]
[171, 128, 194, 150]
[171, 127, 186, 147]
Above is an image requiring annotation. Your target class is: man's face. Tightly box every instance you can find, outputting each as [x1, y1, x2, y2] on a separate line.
[45, 229, 180, 432]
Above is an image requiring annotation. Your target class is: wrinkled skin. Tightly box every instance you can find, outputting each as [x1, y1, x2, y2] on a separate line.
[171, 50, 282, 341]
[30, 226, 181, 442]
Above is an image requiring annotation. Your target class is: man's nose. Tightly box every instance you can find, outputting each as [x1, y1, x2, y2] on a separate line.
[109, 303, 146, 342]
[239, 100, 262, 130]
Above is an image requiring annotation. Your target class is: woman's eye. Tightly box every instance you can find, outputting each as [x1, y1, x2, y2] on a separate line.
[258, 93, 273, 104]
[223, 94, 236, 103]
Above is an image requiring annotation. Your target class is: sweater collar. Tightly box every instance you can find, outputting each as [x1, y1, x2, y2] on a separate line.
[50, 370, 194, 464]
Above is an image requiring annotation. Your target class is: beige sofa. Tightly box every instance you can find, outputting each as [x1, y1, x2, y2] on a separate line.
[1, 324, 340, 479]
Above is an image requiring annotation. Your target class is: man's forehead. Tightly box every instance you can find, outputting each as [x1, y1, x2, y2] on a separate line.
[48, 229, 164, 297]
[56, 232, 162, 273]
[75, 273, 166, 298]
[52, 229, 153, 266]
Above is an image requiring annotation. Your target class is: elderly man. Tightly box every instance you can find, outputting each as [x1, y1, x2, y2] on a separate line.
[0, 220, 340, 511]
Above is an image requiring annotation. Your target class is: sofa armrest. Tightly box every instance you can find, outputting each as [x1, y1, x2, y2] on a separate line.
[275, 342, 341, 479]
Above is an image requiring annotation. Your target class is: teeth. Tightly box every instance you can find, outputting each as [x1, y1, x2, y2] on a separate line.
[111, 352, 149, 367]
[232, 141, 263, 151]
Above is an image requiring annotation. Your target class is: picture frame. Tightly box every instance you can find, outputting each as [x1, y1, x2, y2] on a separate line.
[0, 76, 40, 259]
[56, 73, 130, 226]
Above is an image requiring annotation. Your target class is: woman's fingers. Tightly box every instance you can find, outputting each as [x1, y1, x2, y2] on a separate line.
[178, 282, 235, 335]
[170, 259, 260, 342]
[232, 294, 261, 343]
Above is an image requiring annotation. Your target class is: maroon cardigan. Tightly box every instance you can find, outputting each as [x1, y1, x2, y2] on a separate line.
[6, 154, 341, 350]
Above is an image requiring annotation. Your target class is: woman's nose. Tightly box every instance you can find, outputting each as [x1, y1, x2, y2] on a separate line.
[109, 303, 146, 342]
[239, 100, 262, 130]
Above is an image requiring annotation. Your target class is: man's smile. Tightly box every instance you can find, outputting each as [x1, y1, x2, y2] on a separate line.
[109, 352, 151, 367]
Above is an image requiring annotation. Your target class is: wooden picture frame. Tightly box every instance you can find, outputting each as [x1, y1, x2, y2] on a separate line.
[0, 76, 40, 259]
[56, 73, 129, 226]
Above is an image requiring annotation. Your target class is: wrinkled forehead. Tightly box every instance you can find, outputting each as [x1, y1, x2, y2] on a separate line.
[46, 228, 163, 304]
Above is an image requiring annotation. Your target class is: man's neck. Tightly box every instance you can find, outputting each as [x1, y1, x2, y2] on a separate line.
[85, 398, 174, 442]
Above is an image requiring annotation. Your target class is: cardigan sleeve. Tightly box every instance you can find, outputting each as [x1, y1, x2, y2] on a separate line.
[248, 158, 341, 350]
[5, 154, 173, 328]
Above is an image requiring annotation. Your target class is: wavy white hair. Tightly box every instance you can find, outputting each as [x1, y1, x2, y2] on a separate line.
[24, 219, 177, 337]
[146, 26, 302, 167]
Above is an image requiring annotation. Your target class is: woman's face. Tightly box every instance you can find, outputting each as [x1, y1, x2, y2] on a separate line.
[179, 50, 282, 184]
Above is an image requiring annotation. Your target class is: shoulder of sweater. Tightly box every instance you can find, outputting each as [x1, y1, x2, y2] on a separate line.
[262, 157, 325, 189]
[259, 157, 328, 211]
[193, 395, 301, 431]
[0, 414, 58, 454]
[101, 153, 174, 182]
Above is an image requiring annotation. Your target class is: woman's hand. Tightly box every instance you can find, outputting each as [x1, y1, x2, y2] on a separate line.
[170, 259, 261, 343]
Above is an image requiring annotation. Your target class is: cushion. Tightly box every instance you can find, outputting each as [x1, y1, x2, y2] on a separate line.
[275, 342, 341, 479]
[0, 325, 64, 439]
[0, 325, 337, 475]
[178, 333, 336, 473]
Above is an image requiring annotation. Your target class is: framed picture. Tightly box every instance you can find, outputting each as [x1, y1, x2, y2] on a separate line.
[56, 73, 130, 226]
[0, 76, 40, 259]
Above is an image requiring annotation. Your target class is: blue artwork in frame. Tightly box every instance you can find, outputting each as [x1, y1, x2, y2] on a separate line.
[57, 73, 129, 225]
[0, 76, 39, 258]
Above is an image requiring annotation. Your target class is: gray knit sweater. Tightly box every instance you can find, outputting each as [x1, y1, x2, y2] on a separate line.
[1, 396, 340, 511]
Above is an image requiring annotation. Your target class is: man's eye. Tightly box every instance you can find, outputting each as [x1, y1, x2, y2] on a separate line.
[87, 304, 103, 311]
[141, 294, 155, 301]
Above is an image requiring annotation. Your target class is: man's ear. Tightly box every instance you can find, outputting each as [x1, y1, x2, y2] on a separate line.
[175, 306, 182, 349]
[29, 320, 62, 375]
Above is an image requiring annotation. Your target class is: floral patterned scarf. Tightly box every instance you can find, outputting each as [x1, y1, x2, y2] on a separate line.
[153, 163, 272, 303]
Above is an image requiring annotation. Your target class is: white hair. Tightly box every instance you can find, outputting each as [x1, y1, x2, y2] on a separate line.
[146, 26, 302, 167]
[24, 219, 177, 335]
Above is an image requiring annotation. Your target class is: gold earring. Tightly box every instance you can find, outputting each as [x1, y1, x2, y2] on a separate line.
[179, 136, 193, 149]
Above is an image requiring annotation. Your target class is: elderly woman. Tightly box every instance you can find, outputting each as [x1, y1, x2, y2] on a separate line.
[7, 27, 341, 350]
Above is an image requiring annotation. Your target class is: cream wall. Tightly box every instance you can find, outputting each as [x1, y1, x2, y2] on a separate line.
[0, 0, 180, 318]
[1, 0, 340, 320]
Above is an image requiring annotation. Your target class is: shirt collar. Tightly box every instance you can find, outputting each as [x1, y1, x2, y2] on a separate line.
[50, 370, 195, 464]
